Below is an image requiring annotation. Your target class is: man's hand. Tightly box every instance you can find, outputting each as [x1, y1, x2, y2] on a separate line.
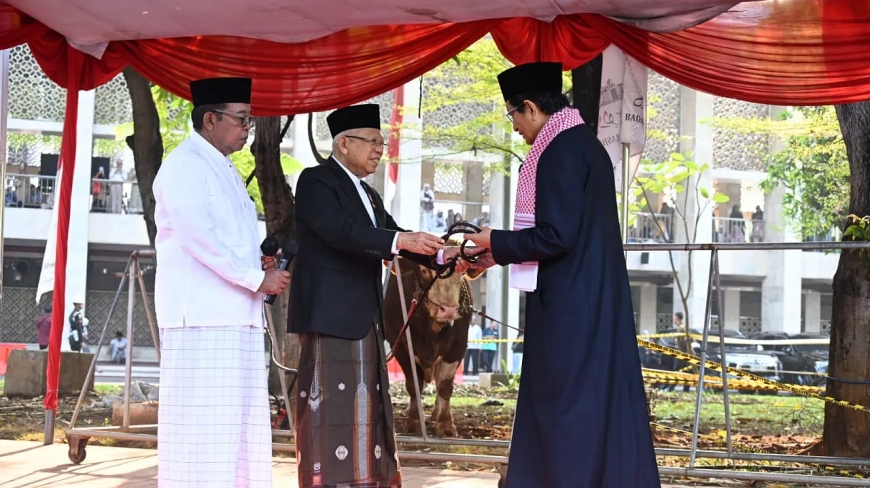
[463, 226, 493, 249]
[441, 246, 463, 263]
[442, 246, 471, 274]
[397, 232, 445, 255]
[258, 268, 291, 295]
[467, 249, 497, 270]
[261, 255, 278, 271]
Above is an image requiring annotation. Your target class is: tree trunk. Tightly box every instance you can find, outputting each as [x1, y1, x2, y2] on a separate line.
[821, 101, 870, 457]
[252, 116, 296, 241]
[251, 116, 300, 410]
[571, 54, 603, 135]
[123, 67, 163, 246]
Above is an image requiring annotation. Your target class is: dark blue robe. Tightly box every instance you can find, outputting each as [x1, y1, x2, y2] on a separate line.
[490, 124, 660, 488]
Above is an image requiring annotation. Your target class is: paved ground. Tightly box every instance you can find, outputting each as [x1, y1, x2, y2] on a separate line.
[0, 440, 500, 487]
[0, 440, 702, 487]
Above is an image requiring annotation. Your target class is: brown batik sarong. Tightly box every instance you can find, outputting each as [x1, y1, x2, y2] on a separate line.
[295, 322, 402, 488]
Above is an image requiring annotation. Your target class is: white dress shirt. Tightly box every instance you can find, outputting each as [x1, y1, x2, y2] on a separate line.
[467, 324, 482, 350]
[152, 132, 265, 329]
[334, 157, 400, 253]
[110, 167, 128, 182]
[333, 157, 450, 263]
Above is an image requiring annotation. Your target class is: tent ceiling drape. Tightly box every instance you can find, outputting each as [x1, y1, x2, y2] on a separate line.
[7, 0, 750, 45]
[4, 0, 870, 414]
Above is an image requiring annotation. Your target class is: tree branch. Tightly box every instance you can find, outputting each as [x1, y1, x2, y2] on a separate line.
[307, 113, 329, 165]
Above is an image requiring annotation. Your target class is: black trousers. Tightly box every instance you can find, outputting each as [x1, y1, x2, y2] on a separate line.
[464, 348, 480, 375]
[481, 350, 496, 373]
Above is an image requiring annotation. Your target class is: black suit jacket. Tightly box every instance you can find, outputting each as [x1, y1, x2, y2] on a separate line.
[288, 157, 434, 340]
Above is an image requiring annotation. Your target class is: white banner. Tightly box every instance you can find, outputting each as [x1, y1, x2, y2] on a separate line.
[35, 166, 61, 304]
[596, 44, 648, 192]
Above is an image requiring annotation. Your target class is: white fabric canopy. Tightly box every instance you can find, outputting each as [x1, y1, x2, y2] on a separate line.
[8, 0, 751, 45]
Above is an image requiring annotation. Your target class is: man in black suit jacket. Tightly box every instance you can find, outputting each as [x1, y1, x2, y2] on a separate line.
[289, 103, 461, 488]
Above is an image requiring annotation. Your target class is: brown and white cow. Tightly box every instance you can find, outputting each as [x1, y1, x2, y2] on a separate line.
[383, 255, 485, 437]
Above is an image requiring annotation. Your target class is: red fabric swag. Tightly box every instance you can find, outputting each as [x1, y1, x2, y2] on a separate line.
[116, 22, 497, 115]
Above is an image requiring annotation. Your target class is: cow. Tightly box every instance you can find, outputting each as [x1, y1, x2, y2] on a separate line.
[383, 255, 486, 437]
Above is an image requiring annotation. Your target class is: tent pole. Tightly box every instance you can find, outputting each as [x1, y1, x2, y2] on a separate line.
[620, 142, 630, 253]
[0, 49, 10, 301]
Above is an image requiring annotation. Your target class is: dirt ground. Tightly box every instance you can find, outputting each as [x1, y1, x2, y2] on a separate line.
[0, 384, 862, 487]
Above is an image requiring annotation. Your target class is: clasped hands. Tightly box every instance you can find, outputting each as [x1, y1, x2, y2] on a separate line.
[396, 228, 496, 275]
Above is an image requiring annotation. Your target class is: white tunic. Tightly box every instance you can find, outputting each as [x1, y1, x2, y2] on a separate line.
[152, 132, 272, 487]
[152, 132, 266, 329]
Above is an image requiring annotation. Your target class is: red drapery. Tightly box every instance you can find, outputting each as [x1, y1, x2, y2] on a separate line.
[492, 1, 870, 105]
[114, 23, 497, 115]
[0, 0, 869, 412]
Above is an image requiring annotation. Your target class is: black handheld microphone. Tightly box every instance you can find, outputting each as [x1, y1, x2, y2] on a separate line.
[265, 239, 298, 305]
[260, 235, 280, 258]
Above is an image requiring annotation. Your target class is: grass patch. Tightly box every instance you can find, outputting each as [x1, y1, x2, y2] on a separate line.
[94, 384, 123, 396]
[652, 391, 825, 436]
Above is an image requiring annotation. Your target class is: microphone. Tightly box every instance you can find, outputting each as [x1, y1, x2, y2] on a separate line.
[265, 239, 298, 305]
[260, 235, 280, 258]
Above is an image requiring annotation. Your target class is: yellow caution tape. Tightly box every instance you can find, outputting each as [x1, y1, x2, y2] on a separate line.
[638, 338, 870, 414]
[637, 332, 829, 346]
[641, 368, 825, 394]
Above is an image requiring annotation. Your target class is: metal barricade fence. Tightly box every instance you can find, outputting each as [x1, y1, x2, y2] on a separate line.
[62, 242, 870, 486]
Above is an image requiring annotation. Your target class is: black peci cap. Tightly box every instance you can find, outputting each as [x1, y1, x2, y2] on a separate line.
[497, 62, 563, 101]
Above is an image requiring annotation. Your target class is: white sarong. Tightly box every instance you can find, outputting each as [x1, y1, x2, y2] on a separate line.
[158, 325, 273, 487]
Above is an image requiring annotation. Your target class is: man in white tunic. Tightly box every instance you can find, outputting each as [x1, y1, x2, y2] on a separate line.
[152, 77, 291, 487]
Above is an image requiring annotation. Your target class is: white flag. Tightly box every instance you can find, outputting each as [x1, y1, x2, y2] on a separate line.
[596, 44, 648, 192]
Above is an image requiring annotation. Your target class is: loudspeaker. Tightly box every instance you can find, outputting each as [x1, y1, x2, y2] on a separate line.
[40, 153, 58, 176]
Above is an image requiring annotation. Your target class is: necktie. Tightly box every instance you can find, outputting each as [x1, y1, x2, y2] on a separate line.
[359, 180, 378, 226]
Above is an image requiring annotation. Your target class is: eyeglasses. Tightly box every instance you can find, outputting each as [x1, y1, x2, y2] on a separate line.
[212, 109, 254, 128]
[505, 106, 520, 122]
[345, 135, 388, 148]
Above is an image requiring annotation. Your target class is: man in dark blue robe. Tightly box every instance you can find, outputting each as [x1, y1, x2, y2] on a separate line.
[464, 62, 660, 488]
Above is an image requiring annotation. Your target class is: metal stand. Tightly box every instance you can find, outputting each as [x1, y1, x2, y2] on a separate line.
[689, 251, 717, 466]
[65, 251, 157, 463]
[264, 302, 295, 435]
[392, 258, 430, 442]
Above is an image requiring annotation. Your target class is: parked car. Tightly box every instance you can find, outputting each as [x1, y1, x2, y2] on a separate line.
[641, 327, 784, 392]
[748, 331, 829, 387]
[640, 327, 701, 371]
[708, 328, 784, 386]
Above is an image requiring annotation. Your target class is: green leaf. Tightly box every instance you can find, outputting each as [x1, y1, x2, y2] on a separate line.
[670, 152, 685, 162]
[713, 193, 731, 203]
[280, 154, 304, 174]
[699, 187, 710, 199]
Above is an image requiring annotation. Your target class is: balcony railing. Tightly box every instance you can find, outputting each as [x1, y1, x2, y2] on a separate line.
[713, 217, 765, 243]
[627, 212, 673, 243]
[4, 173, 55, 209]
[802, 229, 843, 253]
[4, 173, 142, 214]
[425, 200, 490, 233]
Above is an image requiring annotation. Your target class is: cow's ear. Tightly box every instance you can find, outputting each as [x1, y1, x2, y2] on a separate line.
[465, 267, 487, 281]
